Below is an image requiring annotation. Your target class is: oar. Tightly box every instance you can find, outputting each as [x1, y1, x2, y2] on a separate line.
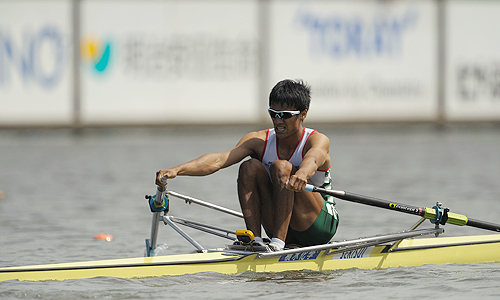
[305, 184, 500, 233]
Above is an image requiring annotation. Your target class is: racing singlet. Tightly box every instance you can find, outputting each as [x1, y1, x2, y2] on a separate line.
[260, 128, 332, 188]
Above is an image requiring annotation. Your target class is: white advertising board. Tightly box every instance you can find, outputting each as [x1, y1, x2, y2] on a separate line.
[0, 0, 72, 126]
[445, 1, 500, 121]
[80, 0, 259, 125]
[269, 0, 438, 122]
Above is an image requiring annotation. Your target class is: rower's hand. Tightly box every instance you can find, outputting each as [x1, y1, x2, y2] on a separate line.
[287, 173, 307, 192]
[156, 169, 177, 186]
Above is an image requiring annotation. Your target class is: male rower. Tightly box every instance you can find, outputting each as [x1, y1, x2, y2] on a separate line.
[156, 79, 339, 251]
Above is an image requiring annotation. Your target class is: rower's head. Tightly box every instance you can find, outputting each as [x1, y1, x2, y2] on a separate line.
[269, 79, 311, 113]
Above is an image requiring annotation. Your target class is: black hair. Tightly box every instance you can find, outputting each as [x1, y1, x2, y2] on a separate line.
[268, 79, 311, 111]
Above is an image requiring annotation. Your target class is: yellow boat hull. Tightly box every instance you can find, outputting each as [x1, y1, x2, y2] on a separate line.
[1, 234, 499, 281]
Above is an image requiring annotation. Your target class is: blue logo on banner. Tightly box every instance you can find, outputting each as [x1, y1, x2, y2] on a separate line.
[0, 25, 66, 89]
[296, 8, 419, 59]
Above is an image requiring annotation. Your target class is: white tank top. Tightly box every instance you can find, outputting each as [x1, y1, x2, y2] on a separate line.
[260, 128, 331, 187]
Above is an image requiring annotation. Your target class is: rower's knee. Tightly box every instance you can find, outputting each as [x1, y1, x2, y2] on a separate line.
[269, 160, 293, 184]
[238, 158, 265, 183]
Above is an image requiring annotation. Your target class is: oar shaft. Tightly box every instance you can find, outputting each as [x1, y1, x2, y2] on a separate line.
[308, 185, 424, 217]
[467, 218, 500, 232]
[344, 191, 424, 217]
[306, 184, 500, 233]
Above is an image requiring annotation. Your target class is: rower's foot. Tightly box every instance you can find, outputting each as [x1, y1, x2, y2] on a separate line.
[267, 238, 285, 251]
[267, 242, 282, 252]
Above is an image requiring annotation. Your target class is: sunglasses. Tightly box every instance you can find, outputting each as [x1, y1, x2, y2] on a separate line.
[268, 108, 301, 120]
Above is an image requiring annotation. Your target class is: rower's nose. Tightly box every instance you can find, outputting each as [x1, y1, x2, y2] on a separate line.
[273, 117, 285, 124]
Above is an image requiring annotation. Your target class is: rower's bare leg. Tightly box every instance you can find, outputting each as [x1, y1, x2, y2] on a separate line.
[269, 160, 324, 242]
[237, 159, 273, 239]
[269, 160, 294, 242]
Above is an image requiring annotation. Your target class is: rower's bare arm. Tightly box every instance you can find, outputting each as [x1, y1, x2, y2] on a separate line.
[288, 132, 330, 191]
[156, 131, 266, 184]
[299, 132, 330, 177]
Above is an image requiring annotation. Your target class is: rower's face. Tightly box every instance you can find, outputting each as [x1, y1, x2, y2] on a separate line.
[269, 103, 307, 138]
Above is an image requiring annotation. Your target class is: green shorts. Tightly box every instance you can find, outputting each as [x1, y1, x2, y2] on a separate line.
[284, 200, 339, 247]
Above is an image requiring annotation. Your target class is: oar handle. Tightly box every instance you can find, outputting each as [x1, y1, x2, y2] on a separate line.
[304, 184, 315, 192]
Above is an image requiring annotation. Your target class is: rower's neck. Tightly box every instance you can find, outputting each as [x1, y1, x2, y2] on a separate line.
[276, 126, 304, 157]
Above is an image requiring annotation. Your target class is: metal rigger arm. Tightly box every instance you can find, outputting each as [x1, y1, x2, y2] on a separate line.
[145, 184, 455, 258]
[145, 184, 245, 257]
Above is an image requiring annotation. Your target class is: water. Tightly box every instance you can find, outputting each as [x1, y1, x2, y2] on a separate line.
[1, 124, 500, 299]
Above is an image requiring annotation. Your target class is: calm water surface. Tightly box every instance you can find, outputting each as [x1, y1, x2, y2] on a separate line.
[0, 124, 499, 299]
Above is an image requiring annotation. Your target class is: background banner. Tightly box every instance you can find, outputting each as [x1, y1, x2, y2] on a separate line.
[445, 1, 500, 121]
[269, 0, 438, 122]
[1, 0, 499, 126]
[0, 1, 72, 126]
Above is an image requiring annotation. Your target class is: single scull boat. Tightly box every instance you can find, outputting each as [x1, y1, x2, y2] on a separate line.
[1, 184, 499, 281]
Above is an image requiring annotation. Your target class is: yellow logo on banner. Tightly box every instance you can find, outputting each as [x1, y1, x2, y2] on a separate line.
[80, 36, 112, 73]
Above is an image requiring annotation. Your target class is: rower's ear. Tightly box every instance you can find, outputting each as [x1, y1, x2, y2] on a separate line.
[300, 109, 308, 122]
